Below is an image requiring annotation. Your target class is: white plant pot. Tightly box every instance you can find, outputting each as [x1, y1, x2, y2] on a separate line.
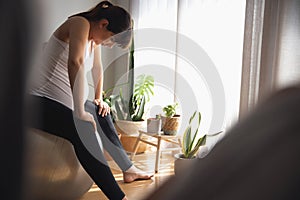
[174, 153, 198, 175]
[115, 119, 145, 135]
[147, 118, 161, 134]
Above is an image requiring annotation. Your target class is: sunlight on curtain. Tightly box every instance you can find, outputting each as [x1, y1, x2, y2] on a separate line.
[131, 0, 246, 134]
[240, 0, 300, 118]
[131, 0, 179, 118]
[177, 0, 246, 133]
[275, 0, 300, 88]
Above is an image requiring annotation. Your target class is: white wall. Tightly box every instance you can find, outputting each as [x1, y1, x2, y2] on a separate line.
[29, 0, 130, 100]
[37, 0, 99, 43]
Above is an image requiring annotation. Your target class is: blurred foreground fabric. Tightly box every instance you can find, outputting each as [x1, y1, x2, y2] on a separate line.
[145, 86, 300, 200]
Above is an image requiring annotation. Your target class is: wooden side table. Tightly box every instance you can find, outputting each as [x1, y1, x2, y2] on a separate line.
[131, 130, 182, 173]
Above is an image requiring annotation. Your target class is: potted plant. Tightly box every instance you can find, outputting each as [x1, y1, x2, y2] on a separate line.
[110, 23, 154, 128]
[110, 74, 154, 153]
[147, 114, 162, 134]
[174, 111, 206, 175]
[104, 24, 155, 152]
[161, 103, 181, 135]
[111, 74, 154, 127]
[102, 81, 130, 110]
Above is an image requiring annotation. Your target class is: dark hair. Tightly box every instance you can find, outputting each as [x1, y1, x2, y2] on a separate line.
[70, 1, 132, 48]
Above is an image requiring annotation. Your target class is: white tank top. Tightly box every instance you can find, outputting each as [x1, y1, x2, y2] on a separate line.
[30, 35, 94, 110]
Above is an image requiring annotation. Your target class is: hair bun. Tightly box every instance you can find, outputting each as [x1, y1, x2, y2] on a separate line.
[100, 1, 113, 8]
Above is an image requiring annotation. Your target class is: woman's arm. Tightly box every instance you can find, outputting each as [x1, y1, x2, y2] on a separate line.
[92, 47, 103, 100]
[67, 17, 96, 129]
[92, 47, 110, 117]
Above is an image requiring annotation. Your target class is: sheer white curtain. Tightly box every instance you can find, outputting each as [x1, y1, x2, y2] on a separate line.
[130, 0, 179, 121]
[177, 0, 246, 134]
[239, 0, 300, 119]
[131, 0, 246, 135]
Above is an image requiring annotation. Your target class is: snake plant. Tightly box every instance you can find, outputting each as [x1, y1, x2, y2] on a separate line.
[182, 111, 206, 158]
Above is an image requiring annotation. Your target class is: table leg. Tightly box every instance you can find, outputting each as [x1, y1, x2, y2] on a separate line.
[178, 138, 182, 148]
[131, 133, 142, 160]
[155, 137, 162, 173]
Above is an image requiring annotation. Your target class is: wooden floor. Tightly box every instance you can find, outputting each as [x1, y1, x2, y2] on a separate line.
[80, 150, 177, 200]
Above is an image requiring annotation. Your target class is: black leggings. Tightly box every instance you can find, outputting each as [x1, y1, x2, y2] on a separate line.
[28, 95, 132, 200]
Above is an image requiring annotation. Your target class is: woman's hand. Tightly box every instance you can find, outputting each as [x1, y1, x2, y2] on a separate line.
[94, 98, 110, 117]
[74, 110, 97, 132]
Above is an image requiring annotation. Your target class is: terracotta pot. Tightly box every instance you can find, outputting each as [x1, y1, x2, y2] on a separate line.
[114, 120, 147, 153]
[120, 134, 147, 153]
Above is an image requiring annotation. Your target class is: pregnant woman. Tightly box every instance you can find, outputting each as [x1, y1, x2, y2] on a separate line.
[28, 1, 153, 199]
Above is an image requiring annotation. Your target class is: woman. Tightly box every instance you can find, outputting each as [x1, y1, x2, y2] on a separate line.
[28, 1, 152, 199]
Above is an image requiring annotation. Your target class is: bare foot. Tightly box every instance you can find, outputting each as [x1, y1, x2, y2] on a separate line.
[123, 165, 154, 183]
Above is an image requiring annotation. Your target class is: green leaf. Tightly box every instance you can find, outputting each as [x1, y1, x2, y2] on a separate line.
[163, 103, 178, 117]
[132, 95, 145, 121]
[187, 135, 206, 158]
[110, 74, 154, 121]
[103, 98, 111, 107]
[132, 74, 154, 106]
[114, 99, 125, 120]
[189, 112, 201, 152]
[182, 126, 191, 157]
[189, 111, 196, 124]
[181, 111, 206, 158]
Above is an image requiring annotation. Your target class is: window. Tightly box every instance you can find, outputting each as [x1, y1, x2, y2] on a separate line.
[131, 0, 246, 135]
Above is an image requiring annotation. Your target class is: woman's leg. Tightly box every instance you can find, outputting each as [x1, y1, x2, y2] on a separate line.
[85, 100, 132, 171]
[85, 100, 154, 183]
[28, 95, 125, 200]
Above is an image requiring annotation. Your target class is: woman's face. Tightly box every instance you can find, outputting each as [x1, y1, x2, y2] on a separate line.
[92, 20, 116, 47]
[101, 34, 115, 48]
